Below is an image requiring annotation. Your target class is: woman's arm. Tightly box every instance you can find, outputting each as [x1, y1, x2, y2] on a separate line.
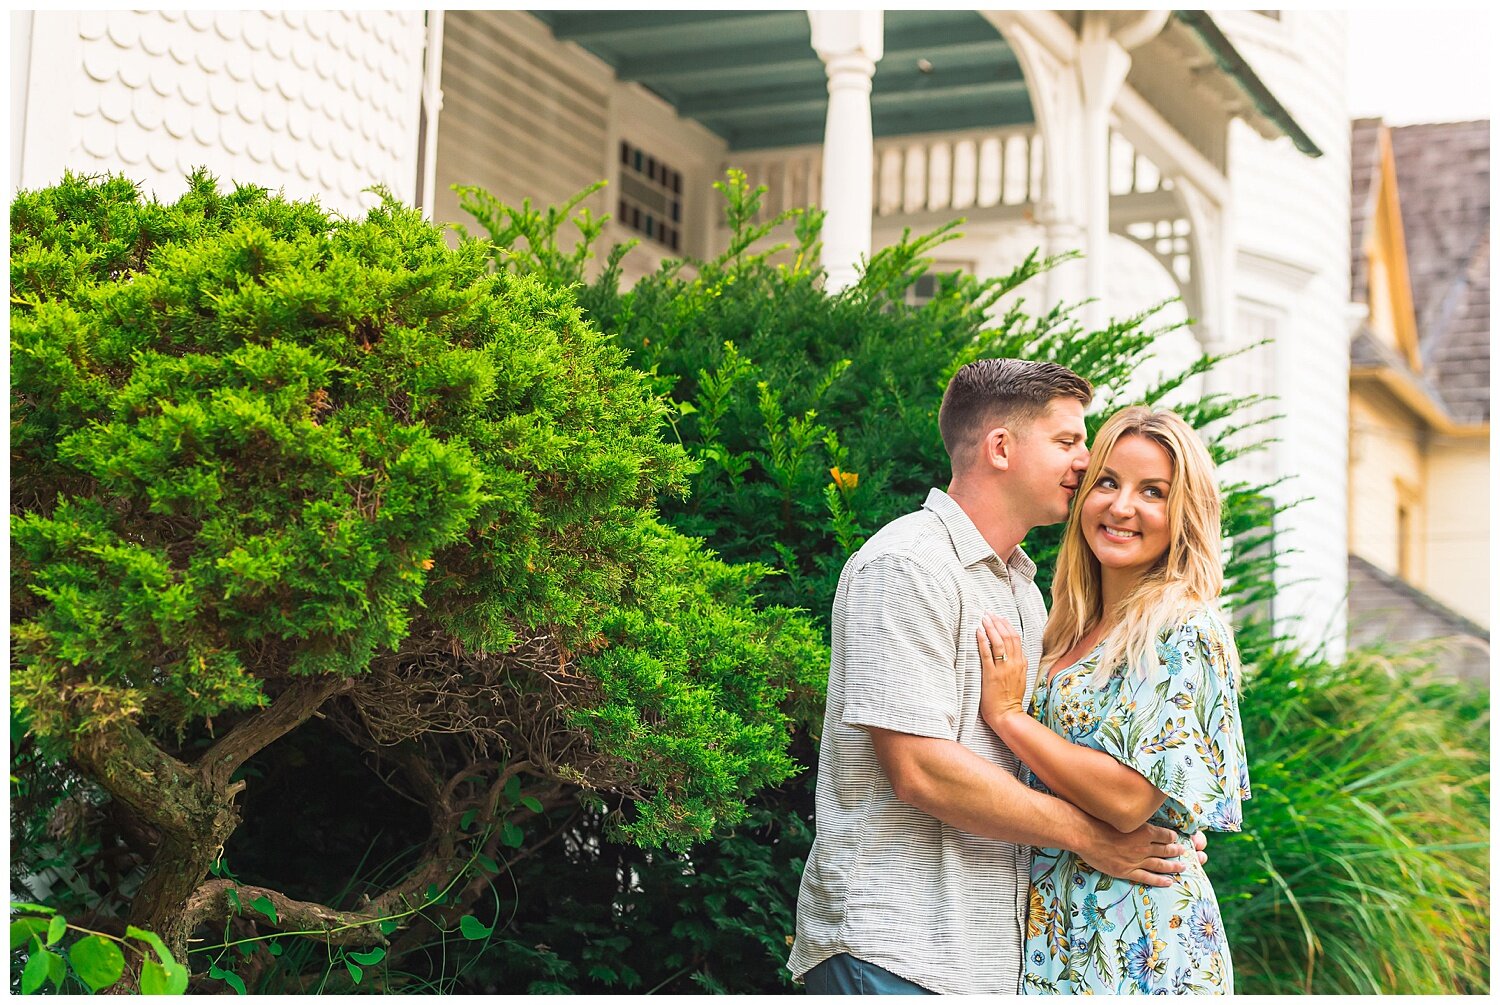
[977, 613, 1167, 833]
[990, 709, 1166, 833]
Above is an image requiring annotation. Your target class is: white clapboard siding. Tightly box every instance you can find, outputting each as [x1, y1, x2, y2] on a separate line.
[432, 10, 611, 238]
[1219, 11, 1353, 655]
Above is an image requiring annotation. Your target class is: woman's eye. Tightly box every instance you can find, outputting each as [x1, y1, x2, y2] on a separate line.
[1144, 486, 1164, 499]
[1096, 477, 1117, 489]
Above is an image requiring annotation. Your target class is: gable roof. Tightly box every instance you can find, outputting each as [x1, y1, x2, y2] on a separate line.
[1348, 118, 1490, 425]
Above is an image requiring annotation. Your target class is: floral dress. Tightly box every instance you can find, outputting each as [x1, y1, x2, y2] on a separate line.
[1021, 610, 1250, 995]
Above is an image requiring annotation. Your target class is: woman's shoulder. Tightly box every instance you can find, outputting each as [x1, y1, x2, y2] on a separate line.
[1160, 605, 1233, 647]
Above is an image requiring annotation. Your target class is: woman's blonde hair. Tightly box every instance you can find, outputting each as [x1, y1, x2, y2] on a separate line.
[1041, 406, 1239, 683]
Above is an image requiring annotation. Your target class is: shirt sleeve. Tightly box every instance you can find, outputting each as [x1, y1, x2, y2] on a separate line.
[839, 554, 962, 741]
[1094, 610, 1250, 833]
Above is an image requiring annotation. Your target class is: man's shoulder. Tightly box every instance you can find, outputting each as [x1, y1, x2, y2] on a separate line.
[853, 507, 956, 567]
[837, 509, 965, 597]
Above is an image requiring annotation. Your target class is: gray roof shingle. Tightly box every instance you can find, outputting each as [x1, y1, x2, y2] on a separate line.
[1347, 554, 1490, 682]
[1390, 120, 1490, 423]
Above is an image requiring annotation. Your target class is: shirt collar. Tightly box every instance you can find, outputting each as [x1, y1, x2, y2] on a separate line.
[922, 488, 1037, 580]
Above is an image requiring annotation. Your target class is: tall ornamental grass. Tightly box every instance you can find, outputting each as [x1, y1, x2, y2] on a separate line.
[1215, 628, 1489, 994]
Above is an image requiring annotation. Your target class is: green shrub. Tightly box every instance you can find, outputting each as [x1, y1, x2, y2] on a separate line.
[462, 173, 1270, 613]
[9, 171, 824, 989]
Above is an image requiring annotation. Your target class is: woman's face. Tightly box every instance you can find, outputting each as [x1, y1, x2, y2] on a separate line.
[1080, 433, 1174, 577]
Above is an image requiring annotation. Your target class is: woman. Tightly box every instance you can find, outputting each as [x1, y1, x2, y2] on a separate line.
[976, 407, 1250, 995]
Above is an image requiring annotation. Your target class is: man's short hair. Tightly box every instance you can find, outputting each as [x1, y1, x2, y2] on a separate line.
[938, 359, 1093, 469]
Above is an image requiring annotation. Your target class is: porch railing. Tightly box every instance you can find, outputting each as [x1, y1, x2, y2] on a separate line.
[717, 125, 1177, 237]
[720, 124, 1043, 226]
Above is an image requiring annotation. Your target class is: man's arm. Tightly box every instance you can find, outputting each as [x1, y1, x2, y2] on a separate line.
[868, 727, 1191, 888]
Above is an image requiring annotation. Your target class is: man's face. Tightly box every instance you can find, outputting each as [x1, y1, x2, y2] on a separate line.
[1008, 398, 1090, 527]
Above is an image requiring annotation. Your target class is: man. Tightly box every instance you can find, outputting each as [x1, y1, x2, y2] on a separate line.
[788, 359, 1204, 995]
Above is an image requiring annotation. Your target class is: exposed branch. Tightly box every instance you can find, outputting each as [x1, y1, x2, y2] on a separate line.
[184, 840, 463, 951]
[71, 720, 240, 959]
[197, 677, 353, 792]
[186, 881, 390, 948]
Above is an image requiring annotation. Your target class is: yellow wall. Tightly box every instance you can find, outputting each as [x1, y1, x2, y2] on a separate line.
[1348, 386, 1427, 583]
[1424, 435, 1490, 626]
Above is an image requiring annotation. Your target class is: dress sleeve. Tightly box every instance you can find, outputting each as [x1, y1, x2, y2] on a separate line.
[1094, 610, 1250, 833]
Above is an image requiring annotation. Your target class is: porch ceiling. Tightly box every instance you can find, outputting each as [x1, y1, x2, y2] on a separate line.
[529, 10, 1033, 150]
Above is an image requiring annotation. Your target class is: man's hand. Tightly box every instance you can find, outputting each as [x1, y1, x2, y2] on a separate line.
[1192, 830, 1208, 866]
[1075, 818, 1192, 888]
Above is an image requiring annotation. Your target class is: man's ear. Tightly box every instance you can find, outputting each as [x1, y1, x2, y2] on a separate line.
[984, 426, 1013, 471]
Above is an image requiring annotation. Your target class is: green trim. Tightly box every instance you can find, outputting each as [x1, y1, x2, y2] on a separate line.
[531, 9, 1031, 150]
[1172, 10, 1323, 157]
[729, 93, 1035, 151]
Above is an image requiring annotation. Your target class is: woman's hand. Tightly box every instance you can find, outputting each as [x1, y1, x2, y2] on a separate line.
[977, 612, 1029, 730]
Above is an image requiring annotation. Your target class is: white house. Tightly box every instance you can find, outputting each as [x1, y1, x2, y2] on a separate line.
[10, 9, 1351, 655]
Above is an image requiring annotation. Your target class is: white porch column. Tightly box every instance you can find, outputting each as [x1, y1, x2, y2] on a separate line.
[809, 10, 882, 292]
[1075, 11, 1168, 330]
[986, 13, 1089, 312]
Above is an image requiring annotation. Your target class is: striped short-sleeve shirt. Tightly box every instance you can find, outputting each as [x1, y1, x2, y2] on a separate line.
[788, 488, 1047, 995]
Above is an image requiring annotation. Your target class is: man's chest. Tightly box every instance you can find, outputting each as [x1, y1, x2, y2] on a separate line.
[949, 565, 1046, 738]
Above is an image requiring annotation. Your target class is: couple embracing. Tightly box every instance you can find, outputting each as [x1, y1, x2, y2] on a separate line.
[789, 359, 1250, 995]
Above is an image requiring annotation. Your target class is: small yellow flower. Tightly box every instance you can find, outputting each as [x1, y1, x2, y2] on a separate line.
[829, 466, 859, 491]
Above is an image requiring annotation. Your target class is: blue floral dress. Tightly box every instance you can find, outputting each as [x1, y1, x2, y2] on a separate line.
[1021, 610, 1250, 995]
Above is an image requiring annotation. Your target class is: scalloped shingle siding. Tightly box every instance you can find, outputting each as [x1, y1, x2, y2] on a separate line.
[53, 10, 424, 214]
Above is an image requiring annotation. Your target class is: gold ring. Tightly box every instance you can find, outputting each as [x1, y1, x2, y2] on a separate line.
[997, 651, 1007, 661]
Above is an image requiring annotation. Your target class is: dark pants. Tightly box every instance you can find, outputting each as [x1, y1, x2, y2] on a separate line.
[805, 954, 935, 995]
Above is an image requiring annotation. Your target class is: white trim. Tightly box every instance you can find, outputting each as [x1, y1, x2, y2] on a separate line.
[10, 10, 35, 192]
[18, 11, 80, 192]
[980, 9, 1077, 64]
[1113, 84, 1230, 208]
[418, 11, 445, 220]
[1236, 246, 1320, 290]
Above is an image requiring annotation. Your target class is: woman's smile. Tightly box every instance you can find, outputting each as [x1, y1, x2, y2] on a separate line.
[1080, 434, 1174, 573]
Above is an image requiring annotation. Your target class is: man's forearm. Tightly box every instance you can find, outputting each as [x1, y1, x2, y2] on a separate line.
[868, 727, 1105, 853]
[868, 728, 1196, 886]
